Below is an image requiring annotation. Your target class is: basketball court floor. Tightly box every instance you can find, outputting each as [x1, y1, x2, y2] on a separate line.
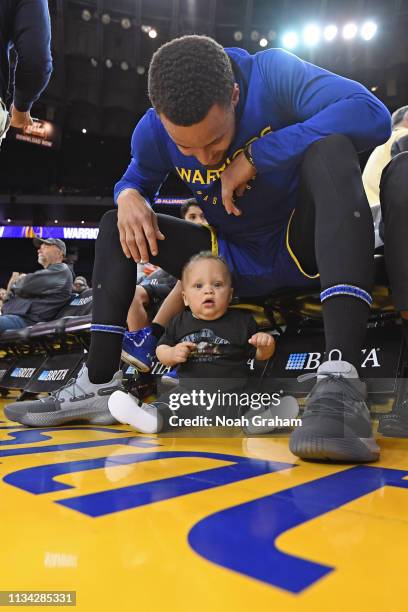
[1, 397, 407, 611]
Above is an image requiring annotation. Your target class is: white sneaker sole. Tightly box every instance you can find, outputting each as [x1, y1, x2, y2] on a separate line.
[108, 390, 162, 433]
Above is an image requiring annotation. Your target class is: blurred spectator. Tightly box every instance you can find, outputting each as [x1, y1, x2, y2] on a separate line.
[0, 0, 52, 145]
[0, 237, 72, 332]
[180, 199, 207, 224]
[363, 105, 408, 206]
[73, 276, 89, 294]
[0, 287, 7, 313]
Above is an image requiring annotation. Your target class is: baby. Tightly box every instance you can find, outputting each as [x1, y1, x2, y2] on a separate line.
[109, 252, 275, 432]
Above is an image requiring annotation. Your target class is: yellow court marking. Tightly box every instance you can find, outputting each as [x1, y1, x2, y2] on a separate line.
[1, 399, 408, 612]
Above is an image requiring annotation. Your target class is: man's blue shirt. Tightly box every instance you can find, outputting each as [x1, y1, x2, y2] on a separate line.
[114, 48, 391, 294]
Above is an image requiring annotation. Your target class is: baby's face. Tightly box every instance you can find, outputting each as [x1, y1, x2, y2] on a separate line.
[182, 259, 232, 320]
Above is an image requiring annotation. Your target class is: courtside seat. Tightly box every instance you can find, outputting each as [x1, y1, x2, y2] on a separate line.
[25, 289, 93, 340]
[231, 253, 393, 327]
[0, 289, 93, 346]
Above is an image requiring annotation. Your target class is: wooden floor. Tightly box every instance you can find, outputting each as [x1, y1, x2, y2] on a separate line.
[1, 397, 407, 611]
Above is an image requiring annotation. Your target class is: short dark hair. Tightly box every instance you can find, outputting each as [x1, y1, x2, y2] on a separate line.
[180, 198, 201, 219]
[392, 105, 408, 127]
[148, 35, 235, 126]
[182, 251, 232, 284]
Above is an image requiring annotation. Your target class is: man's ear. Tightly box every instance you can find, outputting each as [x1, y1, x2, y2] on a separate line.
[231, 83, 240, 108]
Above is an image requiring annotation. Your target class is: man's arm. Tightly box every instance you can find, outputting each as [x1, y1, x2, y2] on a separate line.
[114, 109, 172, 204]
[13, 265, 70, 298]
[11, 0, 52, 115]
[251, 49, 392, 172]
[113, 110, 173, 262]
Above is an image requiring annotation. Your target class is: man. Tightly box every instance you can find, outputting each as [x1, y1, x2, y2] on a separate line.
[0, 237, 72, 331]
[6, 36, 392, 463]
[0, 0, 52, 144]
[363, 105, 408, 206]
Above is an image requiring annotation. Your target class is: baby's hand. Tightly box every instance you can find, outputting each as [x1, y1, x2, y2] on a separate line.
[171, 342, 197, 363]
[249, 333, 275, 361]
[249, 332, 274, 348]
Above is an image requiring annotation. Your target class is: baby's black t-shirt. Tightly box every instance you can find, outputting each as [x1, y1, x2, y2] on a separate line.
[157, 308, 258, 381]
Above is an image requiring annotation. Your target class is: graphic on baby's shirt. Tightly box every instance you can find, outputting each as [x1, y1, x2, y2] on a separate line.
[180, 329, 248, 362]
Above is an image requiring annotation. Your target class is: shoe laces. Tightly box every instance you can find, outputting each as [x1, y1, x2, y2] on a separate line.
[51, 377, 92, 402]
[132, 327, 151, 342]
[298, 372, 366, 417]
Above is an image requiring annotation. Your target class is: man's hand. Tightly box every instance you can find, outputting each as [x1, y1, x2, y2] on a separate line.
[9, 272, 23, 284]
[10, 105, 34, 129]
[171, 342, 197, 364]
[220, 151, 256, 216]
[117, 189, 165, 262]
[249, 332, 275, 361]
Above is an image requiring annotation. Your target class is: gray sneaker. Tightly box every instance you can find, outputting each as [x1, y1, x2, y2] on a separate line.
[289, 360, 380, 463]
[243, 396, 300, 435]
[4, 365, 123, 427]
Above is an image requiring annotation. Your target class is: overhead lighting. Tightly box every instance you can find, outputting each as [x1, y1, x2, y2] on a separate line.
[90, 57, 98, 68]
[148, 28, 158, 39]
[105, 59, 113, 68]
[250, 30, 260, 41]
[323, 24, 338, 42]
[282, 31, 298, 50]
[81, 9, 92, 22]
[101, 13, 111, 25]
[81, 220, 85, 224]
[120, 61, 129, 71]
[233, 31, 243, 41]
[6, 218, 11, 223]
[136, 65, 146, 75]
[361, 21, 377, 41]
[342, 22, 358, 40]
[141, 25, 151, 33]
[303, 24, 320, 46]
[54, 220, 58, 224]
[82, 128, 87, 134]
[259, 37, 268, 47]
[121, 18, 132, 30]
[371, 85, 378, 92]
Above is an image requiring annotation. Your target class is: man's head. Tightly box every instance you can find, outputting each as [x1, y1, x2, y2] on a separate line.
[73, 276, 89, 294]
[181, 252, 233, 320]
[180, 199, 207, 225]
[392, 106, 408, 128]
[148, 35, 239, 167]
[33, 237, 66, 268]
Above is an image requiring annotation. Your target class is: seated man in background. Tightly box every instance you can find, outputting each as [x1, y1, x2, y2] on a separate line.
[122, 198, 207, 371]
[0, 237, 72, 331]
[363, 105, 408, 249]
[73, 275, 89, 294]
[363, 105, 408, 206]
[0, 287, 7, 313]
